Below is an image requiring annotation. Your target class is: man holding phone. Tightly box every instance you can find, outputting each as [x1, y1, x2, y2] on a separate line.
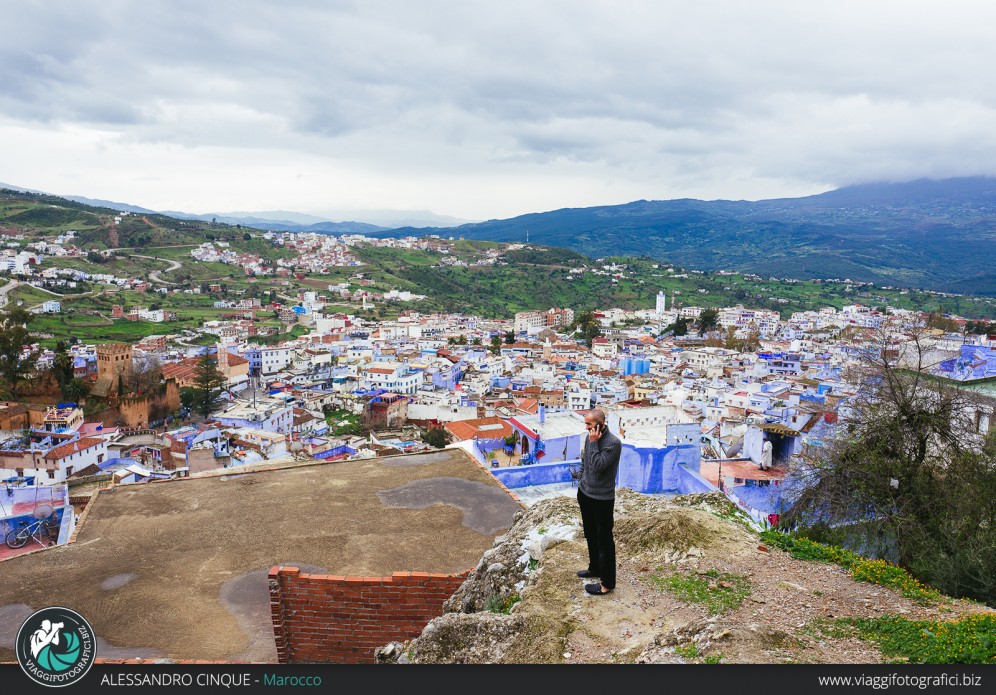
[577, 408, 622, 595]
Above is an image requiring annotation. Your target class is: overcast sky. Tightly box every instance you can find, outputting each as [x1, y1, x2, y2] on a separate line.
[4, 1, 996, 221]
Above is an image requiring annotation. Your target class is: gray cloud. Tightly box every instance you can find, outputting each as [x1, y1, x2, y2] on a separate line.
[3, 1, 996, 217]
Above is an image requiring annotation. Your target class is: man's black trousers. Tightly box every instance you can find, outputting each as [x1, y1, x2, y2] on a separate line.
[577, 488, 616, 590]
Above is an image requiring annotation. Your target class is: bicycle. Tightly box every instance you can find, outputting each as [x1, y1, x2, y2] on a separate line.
[5, 515, 59, 550]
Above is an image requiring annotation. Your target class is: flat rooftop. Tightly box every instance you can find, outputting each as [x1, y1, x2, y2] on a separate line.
[0, 448, 520, 663]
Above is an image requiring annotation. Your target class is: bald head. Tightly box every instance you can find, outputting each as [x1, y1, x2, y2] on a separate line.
[584, 408, 608, 441]
[585, 408, 606, 425]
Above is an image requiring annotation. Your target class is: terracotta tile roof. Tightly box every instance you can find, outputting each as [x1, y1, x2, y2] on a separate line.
[444, 417, 514, 442]
[44, 437, 105, 461]
[514, 398, 539, 414]
[227, 354, 249, 366]
[162, 363, 197, 381]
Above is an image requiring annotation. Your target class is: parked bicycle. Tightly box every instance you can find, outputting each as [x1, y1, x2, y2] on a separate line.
[5, 515, 59, 550]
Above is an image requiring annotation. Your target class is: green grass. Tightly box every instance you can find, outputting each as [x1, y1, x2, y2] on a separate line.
[485, 593, 521, 614]
[645, 568, 751, 615]
[759, 531, 945, 605]
[815, 614, 996, 664]
[674, 642, 699, 659]
[7, 284, 60, 307]
[325, 408, 363, 436]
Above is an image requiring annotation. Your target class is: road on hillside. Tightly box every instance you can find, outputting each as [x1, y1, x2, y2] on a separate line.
[104, 248, 185, 285]
[0, 278, 18, 307]
[0, 279, 97, 311]
[130, 255, 183, 285]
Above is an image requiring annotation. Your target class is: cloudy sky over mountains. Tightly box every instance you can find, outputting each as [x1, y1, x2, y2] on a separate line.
[4, 1, 996, 220]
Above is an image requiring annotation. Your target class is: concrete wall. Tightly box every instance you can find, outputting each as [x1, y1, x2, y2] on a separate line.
[269, 567, 469, 664]
[616, 444, 700, 494]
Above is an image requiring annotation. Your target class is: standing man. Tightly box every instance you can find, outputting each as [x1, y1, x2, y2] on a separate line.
[577, 408, 622, 595]
[760, 437, 773, 471]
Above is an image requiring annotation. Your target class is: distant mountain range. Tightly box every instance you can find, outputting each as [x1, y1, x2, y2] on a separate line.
[0, 182, 469, 234]
[4, 177, 996, 293]
[370, 177, 996, 294]
[156, 208, 473, 233]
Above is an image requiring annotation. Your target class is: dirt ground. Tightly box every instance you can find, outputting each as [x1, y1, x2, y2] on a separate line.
[400, 490, 995, 664]
[0, 449, 521, 663]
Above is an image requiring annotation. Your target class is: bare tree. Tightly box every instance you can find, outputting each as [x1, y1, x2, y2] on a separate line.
[123, 355, 164, 395]
[784, 317, 996, 605]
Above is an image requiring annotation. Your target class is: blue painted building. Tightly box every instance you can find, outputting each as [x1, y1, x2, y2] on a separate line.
[938, 344, 996, 380]
[431, 362, 464, 390]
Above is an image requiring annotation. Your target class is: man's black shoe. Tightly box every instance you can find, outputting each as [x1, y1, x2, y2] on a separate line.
[584, 582, 612, 595]
[577, 569, 599, 578]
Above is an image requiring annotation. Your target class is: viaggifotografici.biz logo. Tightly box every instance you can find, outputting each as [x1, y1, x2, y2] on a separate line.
[16, 607, 96, 687]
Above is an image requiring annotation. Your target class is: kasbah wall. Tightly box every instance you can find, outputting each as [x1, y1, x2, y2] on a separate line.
[269, 567, 471, 663]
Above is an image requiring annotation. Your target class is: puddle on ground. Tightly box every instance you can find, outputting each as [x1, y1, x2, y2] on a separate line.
[101, 573, 137, 590]
[219, 563, 329, 663]
[377, 477, 520, 535]
[0, 604, 34, 649]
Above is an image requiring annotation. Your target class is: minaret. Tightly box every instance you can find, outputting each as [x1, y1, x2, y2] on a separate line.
[216, 343, 229, 381]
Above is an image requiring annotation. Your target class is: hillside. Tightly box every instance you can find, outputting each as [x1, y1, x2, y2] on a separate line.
[378, 491, 995, 665]
[0, 188, 229, 248]
[4, 187, 996, 341]
[345, 246, 996, 320]
[372, 178, 996, 294]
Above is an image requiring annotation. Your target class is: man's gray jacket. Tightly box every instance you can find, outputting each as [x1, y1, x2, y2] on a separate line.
[579, 429, 622, 500]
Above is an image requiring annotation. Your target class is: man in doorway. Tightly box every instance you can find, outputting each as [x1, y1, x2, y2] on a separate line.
[760, 437, 773, 471]
[577, 408, 622, 595]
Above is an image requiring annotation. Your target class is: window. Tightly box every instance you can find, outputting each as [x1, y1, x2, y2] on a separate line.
[47, 469, 55, 479]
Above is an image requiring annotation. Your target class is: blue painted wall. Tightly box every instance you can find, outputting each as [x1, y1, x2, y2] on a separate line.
[492, 441, 704, 495]
[494, 461, 575, 488]
[676, 465, 716, 495]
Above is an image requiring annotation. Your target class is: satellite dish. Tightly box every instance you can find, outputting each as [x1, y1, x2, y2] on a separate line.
[32, 504, 54, 519]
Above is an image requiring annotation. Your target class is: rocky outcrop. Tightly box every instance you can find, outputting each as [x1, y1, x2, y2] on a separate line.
[378, 489, 992, 664]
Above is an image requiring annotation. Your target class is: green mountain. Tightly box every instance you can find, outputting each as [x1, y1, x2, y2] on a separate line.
[373, 178, 996, 294]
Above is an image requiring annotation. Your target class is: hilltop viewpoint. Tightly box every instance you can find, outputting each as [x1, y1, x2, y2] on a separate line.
[377, 490, 995, 665]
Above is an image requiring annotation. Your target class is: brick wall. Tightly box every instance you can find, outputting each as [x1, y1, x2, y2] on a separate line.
[269, 566, 470, 664]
